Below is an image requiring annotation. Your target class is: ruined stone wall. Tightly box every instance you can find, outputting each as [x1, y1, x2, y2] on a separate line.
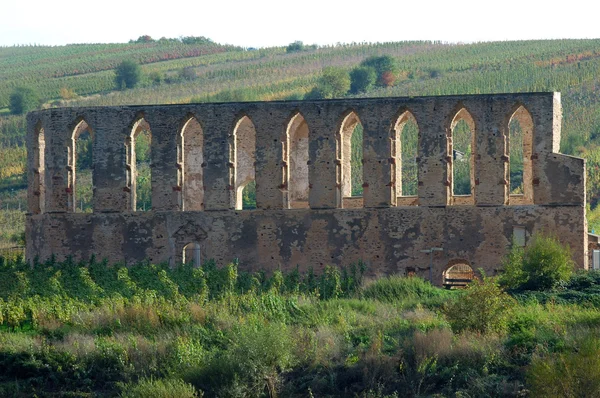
[26, 92, 589, 282]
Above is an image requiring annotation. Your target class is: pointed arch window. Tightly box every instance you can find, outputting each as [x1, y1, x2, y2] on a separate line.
[233, 115, 256, 210]
[508, 106, 534, 205]
[32, 122, 45, 214]
[69, 119, 94, 212]
[393, 111, 419, 206]
[449, 108, 476, 205]
[337, 111, 363, 208]
[126, 117, 152, 211]
[284, 112, 309, 209]
[179, 116, 205, 211]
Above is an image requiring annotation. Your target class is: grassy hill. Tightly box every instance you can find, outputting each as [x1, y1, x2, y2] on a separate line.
[3, 38, 600, 247]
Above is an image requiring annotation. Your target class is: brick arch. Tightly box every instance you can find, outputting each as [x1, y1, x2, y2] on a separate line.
[443, 259, 475, 288]
[178, 114, 205, 211]
[126, 114, 152, 211]
[232, 114, 256, 210]
[448, 106, 476, 205]
[284, 111, 310, 208]
[68, 117, 95, 212]
[392, 109, 420, 205]
[31, 120, 45, 214]
[336, 109, 363, 208]
[506, 104, 534, 205]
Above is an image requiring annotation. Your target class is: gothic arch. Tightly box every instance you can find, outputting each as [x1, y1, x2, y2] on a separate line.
[126, 115, 152, 211]
[393, 110, 419, 206]
[337, 109, 363, 208]
[69, 117, 94, 212]
[507, 104, 534, 205]
[448, 106, 476, 205]
[284, 111, 310, 208]
[232, 114, 256, 210]
[179, 115, 205, 211]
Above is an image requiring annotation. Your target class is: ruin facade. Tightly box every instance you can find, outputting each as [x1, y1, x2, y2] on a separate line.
[26, 92, 589, 285]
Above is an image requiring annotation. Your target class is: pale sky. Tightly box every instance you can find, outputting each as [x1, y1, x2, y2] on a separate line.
[2, 0, 600, 47]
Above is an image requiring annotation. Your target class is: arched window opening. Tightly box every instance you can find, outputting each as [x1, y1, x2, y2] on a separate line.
[233, 116, 256, 210]
[394, 111, 419, 205]
[337, 111, 363, 208]
[450, 108, 475, 204]
[32, 122, 45, 214]
[71, 120, 94, 213]
[508, 106, 533, 204]
[127, 118, 152, 211]
[180, 117, 204, 211]
[443, 262, 475, 289]
[286, 113, 309, 209]
[183, 242, 201, 267]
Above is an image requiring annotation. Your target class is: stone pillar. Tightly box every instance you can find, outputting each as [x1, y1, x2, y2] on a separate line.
[199, 106, 236, 210]
[414, 99, 450, 207]
[304, 104, 338, 209]
[358, 103, 395, 208]
[253, 108, 287, 210]
[471, 98, 507, 206]
[145, 109, 181, 212]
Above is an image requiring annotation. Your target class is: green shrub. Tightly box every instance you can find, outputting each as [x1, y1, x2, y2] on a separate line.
[362, 276, 449, 307]
[527, 335, 600, 397]
[350, 66, 377, 94]
[115, 60, 142, 90]
[121, 378, 199, 398]
[500, 233, 574, 291]
[9, 86, 40, 115]
[443, 276, 515, 334]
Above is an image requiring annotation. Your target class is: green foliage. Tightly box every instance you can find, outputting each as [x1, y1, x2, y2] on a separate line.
[350, 66, 377, 94]
[115, 60, 142, 90]
[527, 335, 600, 397]
[360, 55, 398, 86]
[8, 87, 40, 115]
[306, 67, 350, 99]
[286, 41, 304, 53]
[121, 378, 199, 398]
[362, 276, 452, 307]
[500, 233, 574, 291]
[443, 275, 516, 334]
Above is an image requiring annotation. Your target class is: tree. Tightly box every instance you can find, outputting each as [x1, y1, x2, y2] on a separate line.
[499, 233, 574, 291]
[305, 67, 350, 99]
[286, 41, 304, 53]
[360, 55, 398, 86]
[9, 87, 41, 115]
[114, 60, 142, 90]
[350, 66, 377, 94]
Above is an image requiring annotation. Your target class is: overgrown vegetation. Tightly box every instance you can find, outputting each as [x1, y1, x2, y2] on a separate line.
[0, 233, 599, 396]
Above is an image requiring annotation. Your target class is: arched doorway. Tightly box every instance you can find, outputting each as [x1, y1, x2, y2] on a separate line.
[443, 261, 475, 289]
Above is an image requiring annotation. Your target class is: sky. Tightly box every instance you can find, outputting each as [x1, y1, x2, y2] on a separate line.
[2, 0, 600, 47]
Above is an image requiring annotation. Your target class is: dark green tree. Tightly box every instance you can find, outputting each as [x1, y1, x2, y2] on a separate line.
[349, 66, 377, 94]
[114, 60, 142, 90]
[360, 55, 398, 86]
[9, 86, 41, 115]
[305, 67, 350, 99]
[286, 41, 304, 53]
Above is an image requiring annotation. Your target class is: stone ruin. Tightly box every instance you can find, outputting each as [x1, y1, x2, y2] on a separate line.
[26, 92, 590, 285]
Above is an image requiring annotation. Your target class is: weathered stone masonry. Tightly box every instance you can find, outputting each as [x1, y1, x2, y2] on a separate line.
[26, 92, 589, 284]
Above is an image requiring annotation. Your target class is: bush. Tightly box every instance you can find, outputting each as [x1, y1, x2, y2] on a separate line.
[350, 66, 377, 94]
[500, 233, 574, 291]
[115, 60, 142, 90]
[9, 87, 41, 115]
[286, 41, 304, 53]
[121, 378, 200, 398]
[527, 335, 600, 397]
[443, 275, 515, 334]
[360, 56, 397, 87]
[306, 67, 350, 99]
